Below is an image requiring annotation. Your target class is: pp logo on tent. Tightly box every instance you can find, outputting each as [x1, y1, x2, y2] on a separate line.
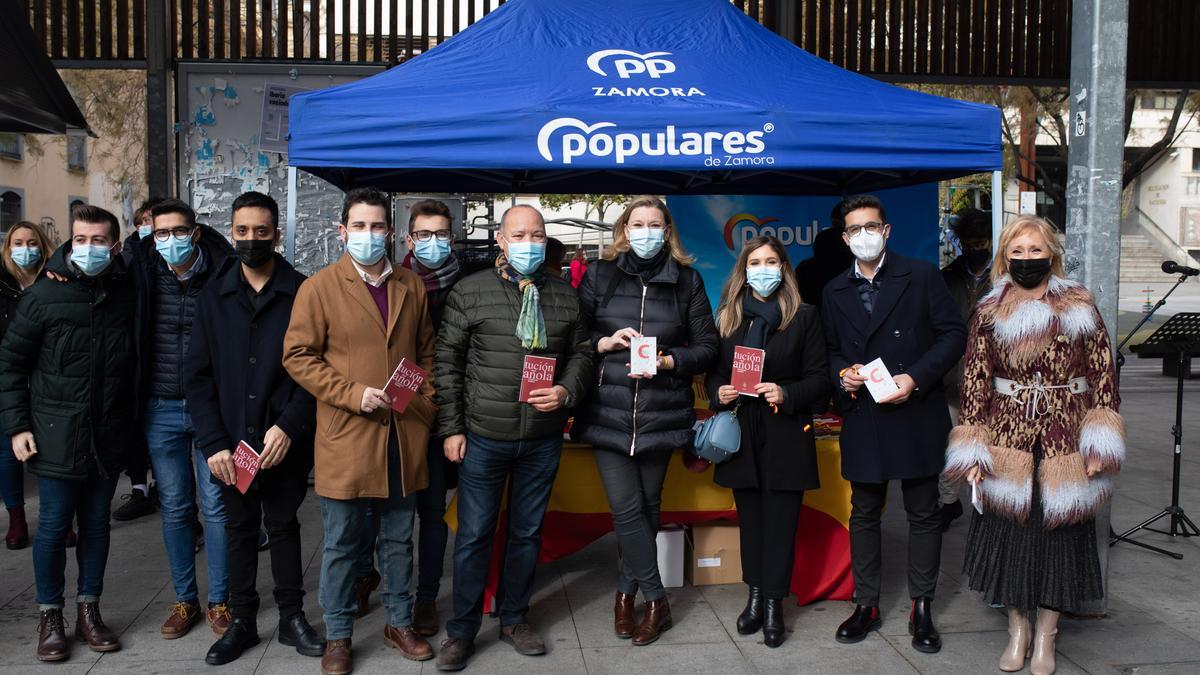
[587, 50, 676, 79]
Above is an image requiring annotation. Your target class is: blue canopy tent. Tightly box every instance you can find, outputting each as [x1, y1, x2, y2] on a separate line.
[287, 0, 1002, 197]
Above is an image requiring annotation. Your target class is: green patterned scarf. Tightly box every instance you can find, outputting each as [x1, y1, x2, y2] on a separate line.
[495, 254, 546, 350]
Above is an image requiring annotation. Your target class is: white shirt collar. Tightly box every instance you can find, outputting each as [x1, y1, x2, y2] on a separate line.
[351, 257, 393, 288]
[853, 251, 886, 280]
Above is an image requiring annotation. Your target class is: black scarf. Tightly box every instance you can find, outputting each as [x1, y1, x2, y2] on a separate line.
[742, 293, 783, 350]
[624, 248, 669, 282]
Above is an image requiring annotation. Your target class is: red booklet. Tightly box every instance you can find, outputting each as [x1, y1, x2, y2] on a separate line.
[731, 346, 765, 396]
[384, 357, 430, 413]
[232, 441, 261, 494]
[519, 355, 557, 402]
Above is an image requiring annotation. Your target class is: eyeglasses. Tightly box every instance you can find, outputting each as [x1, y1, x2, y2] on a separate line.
[411, 230, 452, 242]
[845, 222, 884, 237]
[152, 226, 194, 242]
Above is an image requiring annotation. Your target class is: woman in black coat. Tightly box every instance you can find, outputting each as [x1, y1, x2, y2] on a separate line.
[574, 195, 718, 646]
[705, 235, 829, 648]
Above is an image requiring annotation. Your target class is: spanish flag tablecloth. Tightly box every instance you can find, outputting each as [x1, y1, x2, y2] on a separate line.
[447, 435, 853, 605]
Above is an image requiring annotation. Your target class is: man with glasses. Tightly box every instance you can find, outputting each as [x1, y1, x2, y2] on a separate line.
[139, 198, 235, 640]
[352, 199, 463, 637]
[820, 195, 966, 655]
[284, 187, 438, 674]
[433, 205, 592, 671]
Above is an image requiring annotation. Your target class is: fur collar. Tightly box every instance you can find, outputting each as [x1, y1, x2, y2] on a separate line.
[976, 275, 1098, 365]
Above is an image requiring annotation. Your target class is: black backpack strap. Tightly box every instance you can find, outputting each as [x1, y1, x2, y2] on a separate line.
[598, 267, 626, 311]
[675, 267, 691, 336]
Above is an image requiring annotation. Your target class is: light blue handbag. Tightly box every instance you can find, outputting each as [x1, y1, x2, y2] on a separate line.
[692, 403, 742, 464]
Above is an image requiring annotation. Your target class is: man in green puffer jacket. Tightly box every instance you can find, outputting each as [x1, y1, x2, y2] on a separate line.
[434, 205, 592, 671]
[0, 205, 140, 662]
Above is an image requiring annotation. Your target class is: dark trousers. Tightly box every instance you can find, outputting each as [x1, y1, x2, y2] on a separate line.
[733, 488, 803, 600]
[33, 471, 119, 608]
[0, 420, 23, 508]
[594, 448, 672, 601]
[124, 444, 149, 486]
[848, 476, 942, 606]
[447, 433, 561, 641]
[221, 462, 310, 624]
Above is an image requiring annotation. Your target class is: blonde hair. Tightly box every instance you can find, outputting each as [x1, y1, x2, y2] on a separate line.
[604, 195, 695, 266]
[991, 215, 1066, 284]
[2, 221, 51, 280]
[716, 236, 803, 338]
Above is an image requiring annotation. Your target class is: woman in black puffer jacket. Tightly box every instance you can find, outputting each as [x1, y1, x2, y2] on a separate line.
[574, 195, 717, 646]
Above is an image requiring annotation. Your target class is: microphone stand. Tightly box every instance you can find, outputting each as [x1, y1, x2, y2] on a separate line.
[1115, 273, 1190, 373]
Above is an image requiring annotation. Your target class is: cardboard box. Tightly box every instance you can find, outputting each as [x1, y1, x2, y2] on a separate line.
[657, 525, 685, 588]
[685, 522, 742, 586]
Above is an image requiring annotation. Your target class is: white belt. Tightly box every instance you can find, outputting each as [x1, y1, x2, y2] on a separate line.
[993, 373, 1089, 420]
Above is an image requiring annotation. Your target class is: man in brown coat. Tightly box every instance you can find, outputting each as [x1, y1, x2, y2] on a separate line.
[283, 187, 437, 675]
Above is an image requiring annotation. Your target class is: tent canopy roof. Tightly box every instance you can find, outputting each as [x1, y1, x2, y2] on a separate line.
[288, 0, 1001, 195]
[0, 2, 90, 136]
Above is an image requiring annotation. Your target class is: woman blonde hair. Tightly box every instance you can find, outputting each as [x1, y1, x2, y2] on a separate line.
[2, 220, 51, 280]
[716, 235, 803, 338]
[991, 215, 1066, 284]
[604, 195, 695, 266]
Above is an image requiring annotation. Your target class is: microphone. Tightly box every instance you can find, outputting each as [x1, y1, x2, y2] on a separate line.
[1162, 260, 1200, 276]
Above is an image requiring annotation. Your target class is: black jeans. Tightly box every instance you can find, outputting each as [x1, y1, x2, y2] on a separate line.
[593, 448, 672, 601]
[221, 462, 310, 623]
[733, 488, 803, 600]
[848, 476, 942, 607]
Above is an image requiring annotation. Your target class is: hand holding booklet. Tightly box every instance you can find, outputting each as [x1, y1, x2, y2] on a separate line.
[519, 355, 557, 402]
[731, 346, 765, 396]
[232, 441, 261, 494]
[860, 357, 901, 402]
[384, 357, 430, 413]
[629, 336, 657, 376]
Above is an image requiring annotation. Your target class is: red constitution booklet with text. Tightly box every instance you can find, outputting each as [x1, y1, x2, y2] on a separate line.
[519, 355, 557, 403]
[233, 441, 261, 494]
[384, 358, 430, 413]
[731, 346, 765, 396]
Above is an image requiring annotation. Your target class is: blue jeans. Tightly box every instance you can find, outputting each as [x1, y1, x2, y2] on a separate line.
[320, 437, 418, 640]
[0, 420, 24, 508]
[33, 472, 119, 609]
[145, 397, 228, 604]
[447, 433, 561, 641]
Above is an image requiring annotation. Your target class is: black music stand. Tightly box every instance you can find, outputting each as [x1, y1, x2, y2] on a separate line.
[1110, 312, 1200, 559]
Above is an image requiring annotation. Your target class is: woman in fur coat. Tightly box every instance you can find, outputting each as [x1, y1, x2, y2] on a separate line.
[943, 215, 1124, 675]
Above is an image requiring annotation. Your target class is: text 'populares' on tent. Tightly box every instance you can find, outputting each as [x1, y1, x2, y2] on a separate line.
[288, 0, 1002, 196]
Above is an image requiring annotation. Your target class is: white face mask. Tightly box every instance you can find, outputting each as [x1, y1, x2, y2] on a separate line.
[848, 230, 885, 262]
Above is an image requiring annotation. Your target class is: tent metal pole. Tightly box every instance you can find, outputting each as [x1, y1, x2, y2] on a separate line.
[991, 170, 1003, 246]
[286, 166, 298, 264]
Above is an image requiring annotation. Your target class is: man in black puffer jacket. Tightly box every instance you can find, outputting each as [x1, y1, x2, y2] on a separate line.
[136, 198, 235, 639]
[0, 205, 139, 661]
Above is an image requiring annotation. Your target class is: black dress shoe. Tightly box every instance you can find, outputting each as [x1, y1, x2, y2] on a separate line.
[938, 499, 964, 532]
[762, 598, 785, 648]
[835, 605, 881, 644]
[736, 586, 763, 635]
[909, 597, 942, 653]
[205, 618, 260, 666]
[278, 613, 325, 657]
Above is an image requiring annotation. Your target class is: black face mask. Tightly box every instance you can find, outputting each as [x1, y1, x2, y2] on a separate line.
[1009, 257, 1052, 289]
[236, 239, 275, 269]
[964, 248, 992, 268]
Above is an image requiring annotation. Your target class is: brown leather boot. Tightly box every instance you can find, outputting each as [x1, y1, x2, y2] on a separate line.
[631, 597, 672, 646]
[413, 599, 439, 637]
[614, 591, 636, 639]
[384, 624, 434, 661]
[36, 608, 69, 662]
[5, 506, 28, 549]
[75, 602, 121, 652]
[322, 638, 353, 675]
[160, 600, 202, 638]
[352, 569, 380, 618]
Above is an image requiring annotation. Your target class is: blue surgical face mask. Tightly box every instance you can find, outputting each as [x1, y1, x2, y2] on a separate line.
[346, 231, 388, 265]
[156, 233, 195, 266]
[413, 236, 451, 268]
[627, 227, 666, 259]
[506, 241, 545, 275]
[10, 246, 41, 269]
[746, 265, 782, 297]
[70, 243, 114, 277]
[138, 225, 152, 239]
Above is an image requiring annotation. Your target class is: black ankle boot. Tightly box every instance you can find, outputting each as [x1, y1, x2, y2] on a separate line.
[836, 605, 881, 644]
[736, 586, 763, 635]
[762, 598, 785, 648]
[205, 618, 260, 665]
[909, 597, 942, 654]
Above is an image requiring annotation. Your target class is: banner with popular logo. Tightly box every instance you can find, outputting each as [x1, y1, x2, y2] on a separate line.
[667, 183, 939, 310]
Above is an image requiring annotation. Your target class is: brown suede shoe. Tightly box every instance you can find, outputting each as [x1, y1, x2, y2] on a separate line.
[36, 608, 68, 662]
[614, 591, 636, 639]
[631, 597, 672, 646]
[160, 600, 202, 639]
[322, 638, 353, 675]
[75, 602, 121, 652]
[352, 569, 380, 618]
[207, 602, 232, 636]
[413, 598, 439, 637]
[500, 623, 546, 656]
[435, 637, 475, 672]
[384, 624, 434, 661]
